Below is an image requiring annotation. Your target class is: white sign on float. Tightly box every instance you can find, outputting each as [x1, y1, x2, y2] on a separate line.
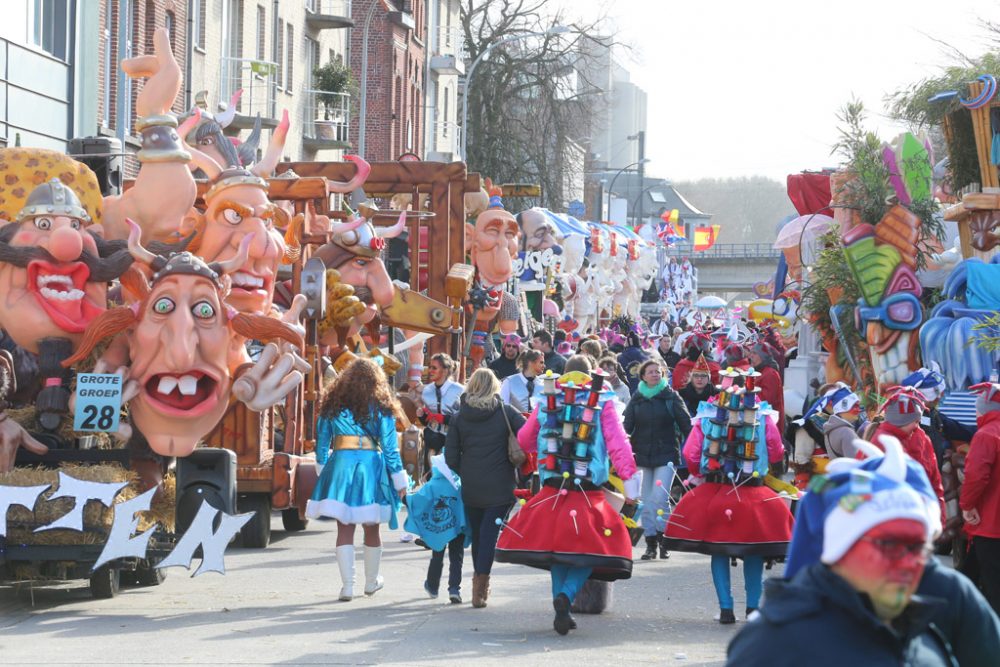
[0, 473, 252, 575]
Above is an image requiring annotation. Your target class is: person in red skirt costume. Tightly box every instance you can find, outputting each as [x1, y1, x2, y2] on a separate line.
[663, 368, 793, 624]
[495, 357, 640, 635]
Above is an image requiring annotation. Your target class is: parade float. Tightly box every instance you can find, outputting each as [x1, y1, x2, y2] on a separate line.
[0, 28, 482, 596]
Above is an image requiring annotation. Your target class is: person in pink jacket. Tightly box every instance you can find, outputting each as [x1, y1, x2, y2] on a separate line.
[496, 356, 640, 635]
[666, 372, 793, 625]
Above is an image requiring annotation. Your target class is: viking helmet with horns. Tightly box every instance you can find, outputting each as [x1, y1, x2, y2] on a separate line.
[330, 208, 407, 259]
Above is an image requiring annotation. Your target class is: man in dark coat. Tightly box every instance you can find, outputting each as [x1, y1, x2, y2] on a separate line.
[488, 333, 521, 381]
[531, 329, 565, 375]
[729, 439, 958, 666]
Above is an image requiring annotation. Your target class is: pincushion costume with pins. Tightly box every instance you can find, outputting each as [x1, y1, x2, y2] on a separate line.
[662, 366, 793, 623]
[495, 369, 640, 635]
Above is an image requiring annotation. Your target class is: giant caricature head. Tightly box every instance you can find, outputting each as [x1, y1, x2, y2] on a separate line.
[185, 169, 289, 316]
[315, 207, 406, 328]
[0, 178, 133, 354]
[64, 224, 302, 457]
[181, 90, 262, 176]
[467, 188, 520, 287]
[517, 208, 561, 253]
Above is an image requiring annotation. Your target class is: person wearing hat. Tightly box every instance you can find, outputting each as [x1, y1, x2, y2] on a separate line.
[822, 388, 863, 459]
[618, 330, 651, 394]
[749, 342, 785, 429]
[488, 334, 522, 381]
[722, 343, 750, 372]
[672, 332, 719, 390]
[961, 382, 1000, 614]
[678, 354, 719, 417]
[665, 370, 791, 624]
[871, 387, 946, 525]
[766, 437, 1000, 667]
[728, 437, 955, 665]
[902, 366, 974, 468]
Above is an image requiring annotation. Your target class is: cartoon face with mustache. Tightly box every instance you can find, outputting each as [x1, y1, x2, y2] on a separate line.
[0, 179, 130, 354]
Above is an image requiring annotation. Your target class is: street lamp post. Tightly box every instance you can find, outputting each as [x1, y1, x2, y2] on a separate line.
[604, 158, 650, 221]
[460, 25, 570, 162]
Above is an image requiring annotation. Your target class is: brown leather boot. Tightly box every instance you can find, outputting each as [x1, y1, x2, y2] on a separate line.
[472, 573, 490, 608]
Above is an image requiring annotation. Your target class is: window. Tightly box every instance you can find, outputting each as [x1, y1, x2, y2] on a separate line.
[286, 24, 294, 92]
[165, 11, 175, 49]
[275, 18, 284, 89]
[30, 0, 70, 61]
[256, 5, 265, 61]
[305, 36, 319, 87]
[649, 191, 667, 204]
[191, 0, 205, 49]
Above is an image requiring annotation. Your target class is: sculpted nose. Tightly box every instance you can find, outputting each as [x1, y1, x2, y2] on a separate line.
[48, 225, 83, 262]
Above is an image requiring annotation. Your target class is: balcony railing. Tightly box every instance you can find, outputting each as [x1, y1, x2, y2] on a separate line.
[663, 242, 781, 260]
[305, 0, 353, 29]
[219, 57, 278, 127]
[430, 121, 461, 157]
[303, 89, 351, 148]
[435, 26, 467, 58]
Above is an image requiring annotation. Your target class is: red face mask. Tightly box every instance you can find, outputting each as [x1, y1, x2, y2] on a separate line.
[831, 518, 929, 621]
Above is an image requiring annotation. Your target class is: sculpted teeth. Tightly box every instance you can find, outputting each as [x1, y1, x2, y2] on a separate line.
[39, 287, 84, 300]
[177, 375, 198, 396]
[157, 376, 178, 395]
[232, 272, 265, 288]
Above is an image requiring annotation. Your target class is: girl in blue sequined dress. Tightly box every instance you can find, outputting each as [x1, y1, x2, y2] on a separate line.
[307, 358, 410, 601]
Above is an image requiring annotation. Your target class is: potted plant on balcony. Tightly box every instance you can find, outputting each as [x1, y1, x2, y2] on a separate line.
[312, 61, 353, 141]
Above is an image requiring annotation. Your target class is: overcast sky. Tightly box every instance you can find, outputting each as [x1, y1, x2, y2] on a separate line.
[553, 0, 996, 182]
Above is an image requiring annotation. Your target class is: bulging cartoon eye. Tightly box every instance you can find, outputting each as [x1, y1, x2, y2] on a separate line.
[222, 208, 243, 225]
[192, 300, 216, 319]
[153, 297, 175, 315]
[34, 217, 52, 230]
[70, 219, 81, 230]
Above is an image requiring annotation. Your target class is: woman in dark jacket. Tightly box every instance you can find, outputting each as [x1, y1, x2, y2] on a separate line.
[445, 368, 526, 609]
[623, 359, 692, 560]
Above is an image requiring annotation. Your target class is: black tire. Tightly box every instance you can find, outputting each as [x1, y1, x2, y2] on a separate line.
[90, 565, 120, 599]
[238, 494, 272, 548]
[281, 507, 308, 532]
[136, 560, 167, 586]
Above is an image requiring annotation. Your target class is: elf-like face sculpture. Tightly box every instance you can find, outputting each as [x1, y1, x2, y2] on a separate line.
[470, 210, 520, 286]
[0, 180, 131, 353]
[519, 208, 560, 253]
[196, 182, 286, 316]
[127, 271, 240, 457]
[831, 518, 928, 621]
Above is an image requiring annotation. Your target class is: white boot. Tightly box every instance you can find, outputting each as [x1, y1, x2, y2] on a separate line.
[336, 545, 355, 601]
[363, 545, 384, 596]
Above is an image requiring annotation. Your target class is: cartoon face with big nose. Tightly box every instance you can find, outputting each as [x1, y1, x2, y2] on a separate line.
[0, 178, 128, 354]
[128, 268, 237, 457]
[469, 206, 520, 287]
[178, 168, 287, 317]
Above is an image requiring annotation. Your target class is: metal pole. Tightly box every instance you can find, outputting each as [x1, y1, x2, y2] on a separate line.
[357, 0, 381, 160]
[636, 130, 645, 227]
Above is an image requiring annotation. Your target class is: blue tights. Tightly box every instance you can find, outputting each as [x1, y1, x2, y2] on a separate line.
[710, 554, 763, 610]
[550, 565, 592, 602]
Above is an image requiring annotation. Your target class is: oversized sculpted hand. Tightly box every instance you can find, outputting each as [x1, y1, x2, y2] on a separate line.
[317, 269, 366, 340]
[232, 343, 311, 412]
[0, 417, 48, 473]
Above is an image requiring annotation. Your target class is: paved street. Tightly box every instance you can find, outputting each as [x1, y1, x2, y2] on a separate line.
[0, 510, 760, 666]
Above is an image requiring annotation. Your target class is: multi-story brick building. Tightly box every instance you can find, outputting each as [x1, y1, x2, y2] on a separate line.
[348, 0, 424, 162]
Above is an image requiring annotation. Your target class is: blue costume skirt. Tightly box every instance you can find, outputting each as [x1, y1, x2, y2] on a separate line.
[306, 450, 397, 526]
